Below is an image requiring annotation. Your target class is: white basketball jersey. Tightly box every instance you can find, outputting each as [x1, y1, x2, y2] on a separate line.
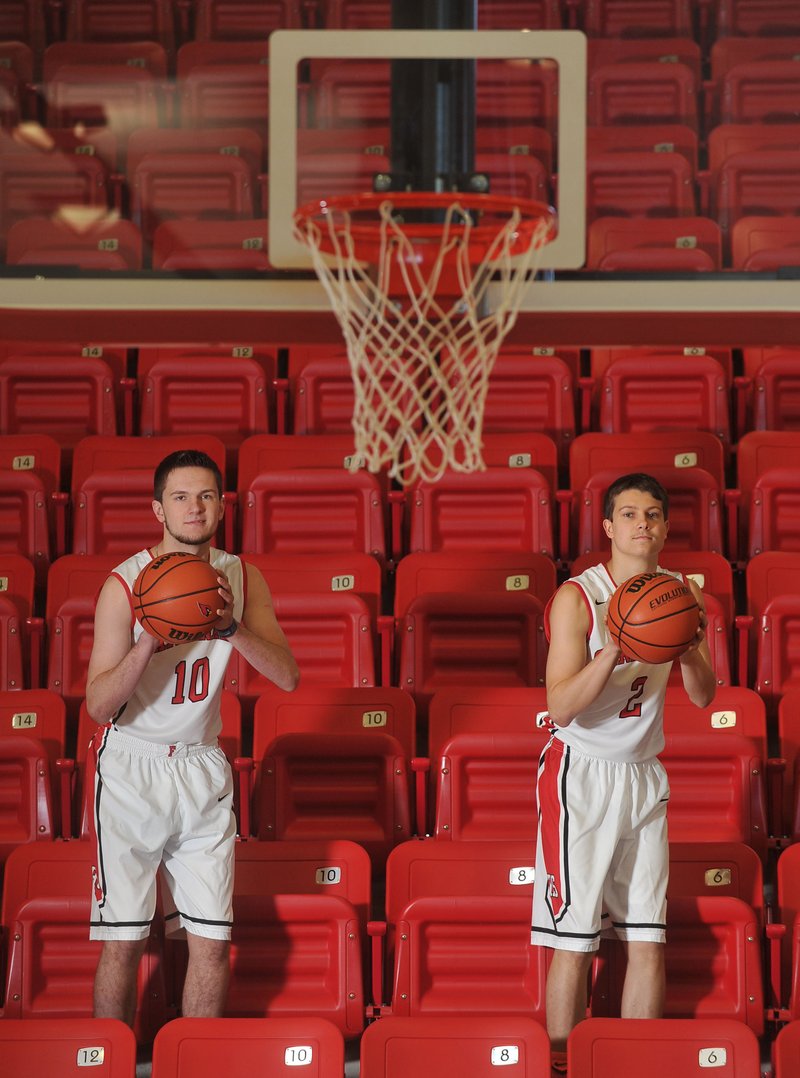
[549, 563, 682, 762]
[109, 548, 245, 745]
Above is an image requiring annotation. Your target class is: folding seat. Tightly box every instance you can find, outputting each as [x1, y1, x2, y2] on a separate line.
[588, 346, 734, 385]
[478, 0, 563, 29]
[0, 1018, 137, 1078]
[595, 896, 764, 1032]
[475, 123, 554, 174]
[0, 67, 22, 127]
[296, 149, 392, 208]
[45, 65, 164, 145]
[322, 0, 391, 28]
[406, 431, 558, 559]
[586, 215, 722, 270]
[739, 347, 800, 431]
[192, 0, 303, 39]
[237, 434, 388, 563]
[395, 551, 557, 617]
[248, 686, 413, 861]
[152, 217, 271, 271]
[6, 215, 143, 270]
[708, 121, 800, 175]
[424, 685, 550, 840]
[0, 840, 170, 1038]
[0, 152, 108, 253]
[179, 63, 270, 142]
[361, 1015, 551, 1078]
[0, 552, 38, 690]
[575, 465, 725, 556]
[588, 61, 699, 128]
[379, 839, 546, 1021]
[244, 551, 383, 620]
[588, 36, 703, 81]
[660, 686, 771, 859]
[774, 1020, 800, 1078]
[475, 60, 561, 147]
[731, 215, 800, 270]
[720, 61, 800, 125]
[45, 554, 118, 716]
[714, 150, 800, 237]
[716, 0, 800, 37]
[568, 1017, 761, 1077]
[43, 39, 170, 81]
[0, 351, 119, 469]
[0, 433, 60, 589]
[581, 0, 694, 37]
[176, 40, 270, 80]
[65, 0, 176, 53]
[0, 40, 34, 84]
[0, 733, 54, 872]
[776, 843, 800, 1019]
[742, 552, 800, 709]
[667, 841, 764, 919]
[0, 0, 47, 54]
[152, 1017, 344, 1078]
[586, 151, 696, 222]
[130, 151, 255, 247]
[0, 688, 71, 838]
[70, 434, 227, 557]
[778, 689, 800, 843]
[136, 346, 272, 482]
[597, 353, 731, 446]
[736, 431, 800, 558]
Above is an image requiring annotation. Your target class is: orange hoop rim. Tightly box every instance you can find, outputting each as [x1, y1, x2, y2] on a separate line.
[294, 191, 556, 263]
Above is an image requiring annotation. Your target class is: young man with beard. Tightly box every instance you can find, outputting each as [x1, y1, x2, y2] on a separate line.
[85, 449, 299, 1027]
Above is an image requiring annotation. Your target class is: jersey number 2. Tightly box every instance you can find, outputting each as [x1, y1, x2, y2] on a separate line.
[619, 676, 648, 719]
[171, 657, 210, 704]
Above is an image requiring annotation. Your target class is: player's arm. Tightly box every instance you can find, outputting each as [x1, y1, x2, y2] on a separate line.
[677, 579, 716, 708]
[85, 575, 158, 724]
[216, 563, 299, 692]
[545, 583, 622, 727]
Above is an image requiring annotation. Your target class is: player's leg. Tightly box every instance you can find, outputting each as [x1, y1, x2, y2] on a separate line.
[182, 933, 231, 1017]
[545, 948, 594, 1055]
[620, 940, 665, 1018]
[93, 938, 149, 1025]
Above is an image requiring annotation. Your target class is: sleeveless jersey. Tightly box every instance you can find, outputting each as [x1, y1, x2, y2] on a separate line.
[549, 563, 683, 763]
[109, 548, 246, 745]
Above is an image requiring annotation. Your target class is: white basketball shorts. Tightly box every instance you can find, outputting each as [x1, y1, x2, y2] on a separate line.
[531, 735, 670, 953]
[87, 725, 236, 942]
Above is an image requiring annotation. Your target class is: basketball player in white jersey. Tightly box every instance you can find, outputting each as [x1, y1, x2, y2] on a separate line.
[532, 473, 716, 1073]
[85, 450, 299, 1029]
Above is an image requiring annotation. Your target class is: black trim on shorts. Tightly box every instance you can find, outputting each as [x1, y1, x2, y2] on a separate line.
[165, 910, 233, 928]
[531, 925, 602, 940]
[611, 920, 667, 930]
[94, 727, 111, 910]
[553, 742, 572, 925]
[91, 918, 153, 927]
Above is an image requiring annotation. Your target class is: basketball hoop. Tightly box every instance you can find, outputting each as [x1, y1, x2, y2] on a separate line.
[293, 191, 556, 486]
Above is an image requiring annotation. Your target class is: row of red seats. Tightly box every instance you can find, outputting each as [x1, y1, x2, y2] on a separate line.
[5, 1013, 798, 1078]
[2, 835, 800, 1038]
[2, 426, 798, 571]
[2, 682, 795, 856]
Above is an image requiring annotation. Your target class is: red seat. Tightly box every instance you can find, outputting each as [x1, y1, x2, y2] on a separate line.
[0, 1018, 137, 1078]
[426, 686, 550, 841]
[242, 551, 383, 620]
[597, 896, 764, 1032]
[45, 64, 164, 144]
[6, 215, 143, 270]
[667, 841, 764, 918]
[0, 0, 47, 53]
[382, 839, 546, 1022]
[361, 1015, 551, 1077]
[586, 151, 696, 221]
[478, 0, 563, 28]
[714, 150, 800, 236]
[777, 843, 800, 1020]
[582, 0, 694, 37]
[394, 551, 556, 617]
[778, 689, 800, 842]
[192, 0, 302, 38]
[586, 216, 721, 271]
[0, 434, 60, 588]
[179, 63, 270, 141]
[743, 552, 800, 707]
[0, 840, 170, 1039]
[0, 689, 70, 837]
[721, 60, 800, 124]
[322, 0, 391, 27]
[716, 0, 800, 36]
[588, 61, 698, 128]
[70, 434, 227, 557]
[65, 0, 176, 52]
[0, 734, 54, 871]
[0, 152, 108, 251]
[296, 148, 392, 207]
[176, 39, 270, 79]
[589, 121, 700, 167]
[732, 215, 800, 270]
[152, 1017, 344, 1078]
[589, 36, 702, 80]
[43, 39, 169, 80]
[737, 432, 800, 557]
[739, 348, 800, 431]
[152, 218, 271, 271]
[568, 1017, 761, 1076]
[774, 1020, 800, 1078]
[661, 686, 771, 859]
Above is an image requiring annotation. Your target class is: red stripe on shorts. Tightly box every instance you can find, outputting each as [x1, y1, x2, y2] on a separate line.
[539, 736, 568, 923]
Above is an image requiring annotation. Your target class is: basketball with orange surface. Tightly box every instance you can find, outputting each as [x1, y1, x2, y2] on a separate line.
[132, 552, 222, 644]
[607, 572, 700, 664]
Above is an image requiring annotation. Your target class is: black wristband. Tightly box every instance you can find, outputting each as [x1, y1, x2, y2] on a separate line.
[213, 619, 238, 640]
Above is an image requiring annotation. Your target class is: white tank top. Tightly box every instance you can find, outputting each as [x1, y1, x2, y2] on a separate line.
[548, 563, 682, 762]
[109, 548, 245, 745]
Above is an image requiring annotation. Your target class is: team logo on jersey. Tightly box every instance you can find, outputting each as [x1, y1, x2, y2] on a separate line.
[548, 877, 560, 899]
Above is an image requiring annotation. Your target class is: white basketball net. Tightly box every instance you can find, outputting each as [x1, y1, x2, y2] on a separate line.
[294, 197, 554, 486]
